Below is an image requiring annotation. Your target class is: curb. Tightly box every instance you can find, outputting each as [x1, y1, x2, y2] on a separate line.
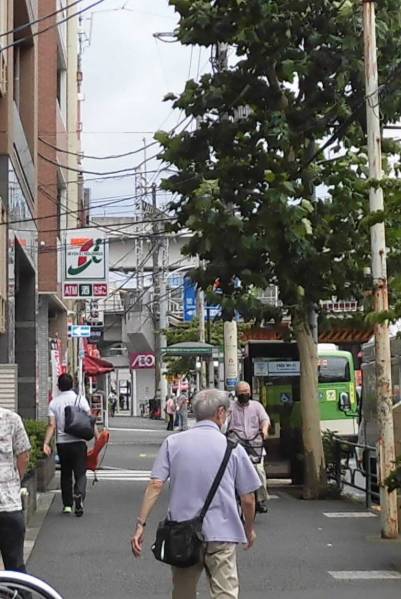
[0, 491, 56, 570]
[24, 491, 56, 564]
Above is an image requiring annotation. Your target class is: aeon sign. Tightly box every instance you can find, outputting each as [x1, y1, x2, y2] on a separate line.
[130, 352, 155, 369]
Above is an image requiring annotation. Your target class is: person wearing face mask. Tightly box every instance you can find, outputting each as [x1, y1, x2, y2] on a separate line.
[227, 381, 271, 513]
[131, 388, 260, 599]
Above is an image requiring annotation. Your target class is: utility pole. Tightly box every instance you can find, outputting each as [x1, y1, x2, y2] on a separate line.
[196, 286, 207, 388]
[159, 236, 168, 410]
[152, 183, 162, 404]
[215, 41, 239, 392]
[363, 0, 398, 538]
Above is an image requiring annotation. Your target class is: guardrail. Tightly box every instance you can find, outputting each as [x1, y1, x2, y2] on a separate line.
[327, 435, 379, 508]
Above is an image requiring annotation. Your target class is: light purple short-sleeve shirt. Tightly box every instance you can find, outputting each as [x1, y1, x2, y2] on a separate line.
[228, 399, 270, 439]
[151, 420, 260, 543]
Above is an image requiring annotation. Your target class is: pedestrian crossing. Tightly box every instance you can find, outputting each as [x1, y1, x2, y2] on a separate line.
[87, 469, 151, 482]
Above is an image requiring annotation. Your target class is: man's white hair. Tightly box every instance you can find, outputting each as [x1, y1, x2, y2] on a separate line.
[192, 388, 230, 421]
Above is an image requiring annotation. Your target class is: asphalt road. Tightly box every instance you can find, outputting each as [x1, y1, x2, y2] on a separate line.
[28, 417, 401, 599]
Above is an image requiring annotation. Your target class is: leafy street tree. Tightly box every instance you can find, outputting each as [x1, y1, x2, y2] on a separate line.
[157, 0, 401, 498]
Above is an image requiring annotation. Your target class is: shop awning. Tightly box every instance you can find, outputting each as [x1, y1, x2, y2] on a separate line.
[84, 355, 114, 376]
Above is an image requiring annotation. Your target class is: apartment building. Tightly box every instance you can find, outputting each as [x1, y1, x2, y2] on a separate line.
[0, 1, 81, 417]
[0, 0, 39, 418]
[37, 0, 82, 419]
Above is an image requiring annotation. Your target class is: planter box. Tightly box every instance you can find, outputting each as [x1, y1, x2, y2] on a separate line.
[36, 455, 55, 492]
[21, 469, 37, 526]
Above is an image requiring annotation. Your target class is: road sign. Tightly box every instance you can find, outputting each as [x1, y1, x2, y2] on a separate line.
[69, 325, 91, 338]
[280, 392, 292, 405]
[183, 277, 197, 321]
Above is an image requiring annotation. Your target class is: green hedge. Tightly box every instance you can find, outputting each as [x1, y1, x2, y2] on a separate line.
[24, 419, 48, 472]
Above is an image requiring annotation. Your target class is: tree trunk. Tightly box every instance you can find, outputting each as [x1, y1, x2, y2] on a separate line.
[295, 317, 327, 498]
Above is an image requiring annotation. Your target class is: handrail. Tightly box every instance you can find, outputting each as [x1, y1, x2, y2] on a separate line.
[327, 435, 379, 508]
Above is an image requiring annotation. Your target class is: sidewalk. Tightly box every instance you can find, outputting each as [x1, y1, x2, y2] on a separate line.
[0, 491, 55, 571]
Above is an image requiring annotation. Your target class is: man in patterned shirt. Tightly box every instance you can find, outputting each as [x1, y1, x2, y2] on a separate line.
[0, 406, 31, 572]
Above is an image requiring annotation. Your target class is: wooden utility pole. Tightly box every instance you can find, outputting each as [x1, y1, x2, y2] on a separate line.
[363, 0, 398, 538]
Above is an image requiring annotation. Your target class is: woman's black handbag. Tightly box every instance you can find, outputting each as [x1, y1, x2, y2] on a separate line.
[151, 440, 235, 568]
[64, 397, 96, 441]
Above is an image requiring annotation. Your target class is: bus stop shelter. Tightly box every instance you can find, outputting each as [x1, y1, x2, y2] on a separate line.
[162, 341, 223, 390]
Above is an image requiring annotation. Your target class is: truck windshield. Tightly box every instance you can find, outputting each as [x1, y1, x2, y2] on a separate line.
[318, 356, 350, 383]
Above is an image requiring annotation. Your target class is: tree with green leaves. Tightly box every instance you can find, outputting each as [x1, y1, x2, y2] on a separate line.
[157, 0, 401, 498]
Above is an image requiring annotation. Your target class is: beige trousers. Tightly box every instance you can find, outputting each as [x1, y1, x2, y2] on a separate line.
[172, 542, 239, 599]
[255, 459, 269, 503]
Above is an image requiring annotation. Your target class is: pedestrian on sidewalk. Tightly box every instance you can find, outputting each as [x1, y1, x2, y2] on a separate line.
[0, 407, 31, 572]
[43, 373, 98, 517]
[165, 395, 176, 431]
[227, 381, 271, 513]
[131, 388, 260, 599]
[176, 391, 188, 431]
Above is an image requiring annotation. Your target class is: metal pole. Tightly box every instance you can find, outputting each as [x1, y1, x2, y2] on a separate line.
[104, 373, 109, 429]
[363, 0, 398, 538]
[131, 369, 136, 417]
[152, 183, 162, 402]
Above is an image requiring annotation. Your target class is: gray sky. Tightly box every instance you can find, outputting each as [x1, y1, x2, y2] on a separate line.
[81, 0, 208, 216]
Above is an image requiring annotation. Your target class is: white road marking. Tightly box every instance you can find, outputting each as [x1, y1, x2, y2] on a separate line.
[87, 469, 151, 482]
[323, 512, 376, 518]
[328, 570, 401, 580]
[108, 427, 164, 433]
[268, 495, 280, 500]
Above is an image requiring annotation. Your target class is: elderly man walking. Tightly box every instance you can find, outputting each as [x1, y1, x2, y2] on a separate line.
[131, 388, 260, 599]
[0, 407, 31, 572]
[227, 381, 271, 513]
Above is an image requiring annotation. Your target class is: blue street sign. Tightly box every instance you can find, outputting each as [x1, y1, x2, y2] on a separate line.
[70, 325, 91, 338]
[183, 277, 197, 322]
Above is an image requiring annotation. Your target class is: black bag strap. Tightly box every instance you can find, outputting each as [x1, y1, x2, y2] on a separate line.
[199, 440, 236, 522]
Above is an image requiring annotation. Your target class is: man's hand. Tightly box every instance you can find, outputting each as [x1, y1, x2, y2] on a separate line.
[131, 523, 144, 558]
[43, 443, 52, 457]
[244, 526, 256, 549]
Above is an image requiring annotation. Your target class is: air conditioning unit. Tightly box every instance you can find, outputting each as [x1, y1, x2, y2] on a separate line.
[0, 51, 7, 97]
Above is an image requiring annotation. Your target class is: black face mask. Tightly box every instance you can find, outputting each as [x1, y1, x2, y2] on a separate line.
[237, 394, 250, 405]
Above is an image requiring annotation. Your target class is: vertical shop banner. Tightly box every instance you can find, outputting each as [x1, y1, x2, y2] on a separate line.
[62, 229, 109, 299]
[50, 338, 62, 401]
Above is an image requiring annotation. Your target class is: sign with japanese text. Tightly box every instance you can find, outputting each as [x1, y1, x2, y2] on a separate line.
[62, 230, 109, 299]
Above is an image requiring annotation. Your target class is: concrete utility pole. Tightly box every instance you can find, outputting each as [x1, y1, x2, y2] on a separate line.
[152, 183, 162, 403]
[196, 286, 207, 388]
[363, 0, 398, 538]
[214, 41, 239, 392]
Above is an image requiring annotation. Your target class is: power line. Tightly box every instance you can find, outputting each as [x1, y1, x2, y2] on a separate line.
[0, 0, 105, 54]
[38, 137, 159, 160]
[5, 189, 170, 230]
[0, 0, 84, 39]
[38, 151, 160, 176]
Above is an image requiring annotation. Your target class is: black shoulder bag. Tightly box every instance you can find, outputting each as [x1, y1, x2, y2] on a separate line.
[64, 397, 96, 441]
[151, 439, 236, 568]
